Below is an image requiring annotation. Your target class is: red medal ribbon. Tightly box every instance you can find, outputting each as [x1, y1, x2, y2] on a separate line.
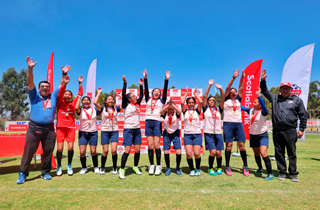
[168, 113, 173, 127]
[107, 107, 114, 123]
[231, 99, 237, 112]
[83, 108, 93, 121]
[41, 96, 49, 110]
[131, 103, 140, 112]
[188, 109, 195, 124]
[150, 98, 157, 113]
[250, 110, 261, 126]
[209, 107, 219, 120]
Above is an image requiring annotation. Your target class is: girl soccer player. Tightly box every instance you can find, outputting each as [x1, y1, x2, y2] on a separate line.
[143, 69, 171, 175]
[181, 86, 203, 176]
[118, 75, 144, 179]
[160, 98, 182, 176]
[94, 88, 122, 175]
[202, 79, 225, 176]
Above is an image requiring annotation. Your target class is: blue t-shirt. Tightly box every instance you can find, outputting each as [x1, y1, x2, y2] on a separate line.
[29, 87, 60, 124]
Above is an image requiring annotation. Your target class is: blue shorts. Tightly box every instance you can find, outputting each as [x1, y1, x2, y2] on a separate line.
[204, 133, 224, 151]
[78, 131, 98, 146]
[250, 131, 269, 147]
[163, 129, 181, 150]
[223, 122, 246, 143]
[122, 128, 142, 146]
[184, 133, 203, 146]
[101, 131, 119, 145]
[145, 120, 162, 136]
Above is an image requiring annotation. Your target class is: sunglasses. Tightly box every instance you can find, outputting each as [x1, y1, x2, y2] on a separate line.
[40, 85, 50, 88]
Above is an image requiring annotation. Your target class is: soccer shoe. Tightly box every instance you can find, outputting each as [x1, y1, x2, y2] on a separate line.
[16, 172, 26, 184]
[176, 167, 182, 175]
[155, 165, 162, 176]
[255, 168, 264, 175]
[165, 168, 171, 176]
[195, 169, 201, 176]
[41, 174, 52, 180]
[112, 168, 118, 175]
[225, 166, 232, 176]
[80, 168, 88, 175]
[290, 175, 299, 182]
[264, 174, 275, 181]
[133, 166, 142, 175]
[56, 165, 62, 176]
[216, 168, 223, 175]
[149, 165, 155, 175]
[119, 168, 125, 179]
[99, 167, 105, 175]
[189, 170, 195, 177]
[243, 166, 249, 176]
[278, 174, 286, 180]
[67, 164, 73, 176]
[208, 168, 217, 176]
[94, 167, 100, 174]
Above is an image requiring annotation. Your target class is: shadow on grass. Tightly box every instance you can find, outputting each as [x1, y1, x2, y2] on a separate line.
[0, 158, 17, 164]
[311, 158, 320, 161]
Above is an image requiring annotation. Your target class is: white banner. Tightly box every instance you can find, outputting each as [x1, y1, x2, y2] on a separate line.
[86, 59, 97, 107]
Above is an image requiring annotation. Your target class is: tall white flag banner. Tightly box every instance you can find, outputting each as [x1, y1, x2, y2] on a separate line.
[86, 59, 97, 107]
[281, 43, 315, 141]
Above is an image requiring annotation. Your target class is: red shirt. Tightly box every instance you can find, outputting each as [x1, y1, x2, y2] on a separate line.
[56, 85, 83, 128]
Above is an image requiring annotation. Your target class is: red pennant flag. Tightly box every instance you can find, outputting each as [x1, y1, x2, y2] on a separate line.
[47, 51, 54, 93]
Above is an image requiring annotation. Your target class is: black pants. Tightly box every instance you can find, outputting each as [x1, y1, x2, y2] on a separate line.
[273, 128, 298, 175]
[19, 121, 56, 176]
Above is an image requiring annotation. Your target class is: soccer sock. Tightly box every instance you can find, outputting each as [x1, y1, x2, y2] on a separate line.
[176, 154, 181, 168]
[56, 151, 62, 166]
[68, 150, 74, 164]
[148, 149, 154, 165]
[121, 152, 129, 169]
[101, 155, 107, 168]
[187, 158, 195, 171]
[112, 154, 118, 170]
[263, 156, 272, 174]
[217, 157, 222, 168]
[195, 157, 201, 169]
[164, 154, 170, 168]
[208, 155, 215, 169]
[240, 150, 248, 166]
[255, 155, 262, 169]
[225, 150, 231, 167]
[80, 156, 86, 168]
[134, 152, 140, 167]
[92, 155, 98, 168]
[155, 148, 161, 165]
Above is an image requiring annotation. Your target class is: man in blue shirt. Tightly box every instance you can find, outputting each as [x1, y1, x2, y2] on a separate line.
[17, 56, 71, 184]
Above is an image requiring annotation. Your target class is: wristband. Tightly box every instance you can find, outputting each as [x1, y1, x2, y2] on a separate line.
[62, 72, 68, 76]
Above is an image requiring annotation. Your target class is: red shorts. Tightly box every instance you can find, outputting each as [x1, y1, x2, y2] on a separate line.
[56, 127, 76, 143]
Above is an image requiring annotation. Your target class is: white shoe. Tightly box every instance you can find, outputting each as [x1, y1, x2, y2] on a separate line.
[155, 165, 162, 176]
[149, 165, 155, 175]
[112, 168, 118, 175]
[80, 168, 88, 175]
[99, 168, 105, 175]
[67, 164, 73, 176]
[94, 167, 100, 174]
[56, 165, 62, 176]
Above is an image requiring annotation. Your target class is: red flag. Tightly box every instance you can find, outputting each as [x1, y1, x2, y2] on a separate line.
[241, 59, 263, 140]
[47, 51, 54, 93]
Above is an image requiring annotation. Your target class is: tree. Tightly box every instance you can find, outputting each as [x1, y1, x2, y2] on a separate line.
[170, 86, 175, 89]
[128, 84, 139, 89]
[307, 80, 320, 118]
[0, 67, 29, 121]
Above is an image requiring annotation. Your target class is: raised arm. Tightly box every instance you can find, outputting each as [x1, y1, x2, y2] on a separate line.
[172, 103, 181, 116]
[225, 69, 240, 97]
[203, 79, 214, 107]
[256, 88, 268, 116]
[122, 75, 128, 109]
[143, 69, 150, 100]
[162, 70, 171, 102]
[57, 75, 70, 106]
[94, 87, 103, 112]
[75, 91, 81, 114]
[216, 83, 225, 109]
[26, 57, 37, 90]
[160, 104, 169, 115]
[260, 69, 276, 102]
[60, 65, 72, 89]
[137, 78, 144, 105]
[238, 70, 245, 98]
[181, 86, 188, 113]
[193, 87, 203, 113]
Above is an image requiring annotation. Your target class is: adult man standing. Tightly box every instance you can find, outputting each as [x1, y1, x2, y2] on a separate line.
[17, 56, 71, 184]
[260, 69, 308, 182]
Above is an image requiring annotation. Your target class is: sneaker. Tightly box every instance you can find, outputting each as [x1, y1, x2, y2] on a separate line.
[176, 167, 182, 175]
[99, 167, 105, 175]
[67, 164, 73, 176]
[149, 165, 155, 175]
[243, 166, 249, 176]
[255, 168, 264, 175]
[195, 169, 201, 176]
[264, 174, 275, 181]
[80, 168, 88, 175]
[94, 167, 100, 174]
[119, 168, 125, 179]
[225, 166, 232, 176]
[16, 172, 26, 184]
[216, 168, 223, 175]
[41, 174, 52, 180]
[290, 175, 299, 182]
[278, 174, 286, 180]
[189, 170, 195, 177]
[133, 166, 142, 175]
[165, 168, 171, 176]
[208, 168, 217, 176]
[56, 165, 62, 176]
[112, 168, 118, 175]
[155, 165, 162, 176]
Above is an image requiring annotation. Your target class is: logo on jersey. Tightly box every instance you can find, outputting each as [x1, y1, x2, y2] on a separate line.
[291, 84, 302, 95]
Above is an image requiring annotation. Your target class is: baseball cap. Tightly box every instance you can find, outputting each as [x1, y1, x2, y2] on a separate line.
[280, 82, 292, 88]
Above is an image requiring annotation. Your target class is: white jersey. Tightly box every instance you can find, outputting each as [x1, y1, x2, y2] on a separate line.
[223, 95, 242, 123]
[203, 105, 222, 134]
[183, 109, 202, 134]
[101, 106, 121, 132]
[123, 103, 140, 129]
[249, 109, 268, 135]
[162, 111, 180, 134]
[146, 98, 165, 121]
[78, 107, 99, 132]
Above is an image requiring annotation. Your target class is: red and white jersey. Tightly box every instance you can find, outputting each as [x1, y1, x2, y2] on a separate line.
[123, 103, 140, 129]
[223, 95, 242, 123]
[203, 105, 222, 134]
[183, 109, 202, 134]
[249, 109, 268, 135]
[162, 111, 180, 134]
[78, 107, 99, 132]
[101, 106, 121, 132]
[146, 98, 165, 121]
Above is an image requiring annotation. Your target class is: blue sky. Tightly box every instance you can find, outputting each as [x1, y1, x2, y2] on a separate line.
[0, 0, 319, 95]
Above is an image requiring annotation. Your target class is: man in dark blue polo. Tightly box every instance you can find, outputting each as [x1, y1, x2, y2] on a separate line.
[17, 56, 71, 184]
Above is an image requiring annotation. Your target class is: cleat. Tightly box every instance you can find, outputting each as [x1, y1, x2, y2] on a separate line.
[41, 174, 52, 180]
[94, 167, 100, 174]
[99, 167, 105, 175]
[264, 174, 275, 181]
[119, 168, 125, 179]
[56, 165, 62, 176]
[208, 168, 217, 176]
[149, 165, 155, 175]
[195, 169, 201, 176]
[225, 166, 232, 176]
[255, 168, 264, 175]
[165, 168, 171, 176]
[278, 174, 286, 180]
[290, 175, 299, 182]
[112, 168, 118, 175]
[67, 164, 73, 176]
[176, 167, 182, 175]
[216, 168, 223, 175]
[155, 165, 162, 176]
[189, 170, 195, 177]
[80, 168, 88, 175]
[133, 166, 142, 175]
[243, 166, 249, 176]
[16, 172, 26, 184]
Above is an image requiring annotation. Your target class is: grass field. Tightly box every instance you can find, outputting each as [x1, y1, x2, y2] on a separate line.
[1, 132, 320, 209]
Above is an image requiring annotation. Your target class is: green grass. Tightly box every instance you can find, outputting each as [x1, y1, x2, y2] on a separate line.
[1, 133, 320, 209]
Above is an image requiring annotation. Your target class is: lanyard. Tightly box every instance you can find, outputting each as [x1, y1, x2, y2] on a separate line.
[231, 99, 237, 113]
[150, 98, 157, 114]
[83, 108, 93, 121]
[168, 113, 173, 128]
[251, 110, 261, 126]
[107, 107, 114, 123]
[209, 107, 219, 120]
[131, 103, 140, 112]
[188, 109, 195, 125]
[41, 96, 49, 111]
